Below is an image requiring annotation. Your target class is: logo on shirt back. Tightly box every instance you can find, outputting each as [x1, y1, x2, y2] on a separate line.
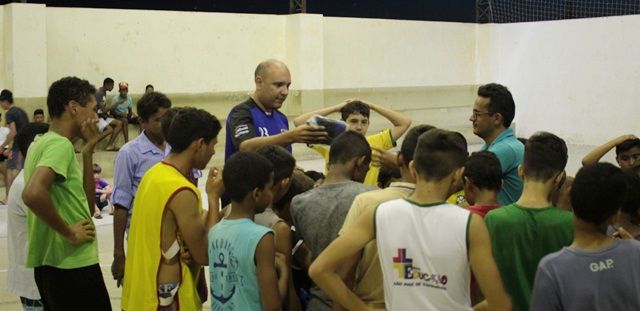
[392, 248, 448, 290]
[210, 238, 240, 310]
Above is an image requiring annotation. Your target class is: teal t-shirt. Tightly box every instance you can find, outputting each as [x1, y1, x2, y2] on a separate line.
[24, 132, 99, 269]
[208, 218, 272, 311]
[485, 204, 573, 311]
[481, 128, 524, 205]
[111, 94, 132, 115]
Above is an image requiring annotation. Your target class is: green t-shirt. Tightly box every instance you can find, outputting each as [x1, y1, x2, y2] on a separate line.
[484, 204, 573, 311]
[24, 132, 99, 269]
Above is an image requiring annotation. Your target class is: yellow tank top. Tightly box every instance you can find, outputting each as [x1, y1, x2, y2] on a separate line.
[122, 162, 203, 311]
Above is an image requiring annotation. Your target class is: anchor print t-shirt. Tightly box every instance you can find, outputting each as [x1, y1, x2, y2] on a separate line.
[208, 218, 273, 311]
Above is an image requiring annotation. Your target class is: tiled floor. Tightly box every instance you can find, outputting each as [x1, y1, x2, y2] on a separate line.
[0, 145, 617, 310]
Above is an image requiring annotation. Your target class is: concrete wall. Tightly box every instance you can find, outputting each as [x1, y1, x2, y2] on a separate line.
[323, 17, 477, 88]
[478, 15, 640, 145]
[4, 3, 637, 148]
[46, 7, 287, 94]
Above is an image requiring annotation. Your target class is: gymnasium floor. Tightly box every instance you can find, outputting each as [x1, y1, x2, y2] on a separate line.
[0, 145, 617, 310]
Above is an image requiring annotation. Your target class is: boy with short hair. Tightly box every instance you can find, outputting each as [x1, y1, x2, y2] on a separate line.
[531, 163, 640, 310]
[22, 77, 111, 310]
[582, 134, 640, 170]
[293, 98, 412, 186]
[291, 131, 376, 310]
[335, 124, 435, 310]
[485, 131, 574, 310]
[463, 151, 502, 218]
[33, 109, 46, 123]
[122, 107, 222, 310]
[92, 163, 112, 219]
[209, 151, 288, 311]
[611, 171, 640, 240]
[310, 129, 511, 311]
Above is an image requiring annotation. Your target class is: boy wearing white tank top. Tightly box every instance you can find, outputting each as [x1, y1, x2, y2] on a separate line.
[309, 129, 512, 311]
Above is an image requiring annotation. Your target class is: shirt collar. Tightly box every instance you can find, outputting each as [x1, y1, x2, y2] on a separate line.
[484, 128, 515, 149]
[388, 182, 416, 190]
[136, 131, 165, 155]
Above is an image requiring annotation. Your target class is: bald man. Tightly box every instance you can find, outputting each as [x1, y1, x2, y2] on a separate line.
[225, 59, 327, 160]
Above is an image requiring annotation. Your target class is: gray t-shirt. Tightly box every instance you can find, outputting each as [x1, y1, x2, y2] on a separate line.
[291, 181, 375, 311]
[531, 239, 640, 311]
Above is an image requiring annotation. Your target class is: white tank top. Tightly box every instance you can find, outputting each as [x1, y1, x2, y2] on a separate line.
[375, 199, 472, 311]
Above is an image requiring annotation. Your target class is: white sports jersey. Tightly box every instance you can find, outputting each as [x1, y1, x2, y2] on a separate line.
[376, 199, 472, 310]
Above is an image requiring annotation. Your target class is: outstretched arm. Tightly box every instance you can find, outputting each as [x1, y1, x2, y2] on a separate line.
[309, 207, 376, 311]
[239, 125, 328, 151]
[365, 100, 411, 141]
[582, 134, 636, 166]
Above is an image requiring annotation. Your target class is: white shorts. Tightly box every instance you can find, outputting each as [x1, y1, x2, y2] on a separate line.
[98, 118, 114, 133]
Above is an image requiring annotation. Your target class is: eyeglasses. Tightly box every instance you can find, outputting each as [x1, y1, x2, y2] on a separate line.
[471, 110, 494, 120]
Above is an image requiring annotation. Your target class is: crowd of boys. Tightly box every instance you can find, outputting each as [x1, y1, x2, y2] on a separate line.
[4, 58, 640, 311]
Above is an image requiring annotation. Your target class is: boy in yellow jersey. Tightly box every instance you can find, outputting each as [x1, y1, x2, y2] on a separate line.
[122, 107, 223, 311]
[293, 99, 411, 186]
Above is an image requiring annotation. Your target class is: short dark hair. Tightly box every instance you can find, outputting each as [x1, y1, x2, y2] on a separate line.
[164, 107, 221, 153]
[400, 124, 436, 166]
[378, 165, 401, 188]
[15, 122, 49, 156]
[47, 77, 97, 118]
[340, 101, 370, 121]
[571, 163, 627, 225]
[256, 145, 296, 183]
[145, 84, 154, 90]
[93, 163, 102, 173]
[304, 170, 325, 182]
[413, 129, 468, 181]
[615, 138, 640, 156]
[103, 78, 114, 86]
[523, 132, 568, 181]
[273, 170, 315, 211]
[0, 89, 14, 104]
[136, 92, 172, 122]
[328, 131, 371, 166]
[161, 107, 183, 140]
[477, 83, 515, 128]
[464, 151, 502, 192]
[621, 171, 640, 222]
[34, 109, 44, 116]
[223, 151, 274, 202]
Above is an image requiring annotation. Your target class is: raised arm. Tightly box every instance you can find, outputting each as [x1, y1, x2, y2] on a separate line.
[365, 100, 412, 141]
[292, 101, 348, 127]
[582, 134, 636, 166]
[309, 207, 376, 311]
[468, 214, 512, 311]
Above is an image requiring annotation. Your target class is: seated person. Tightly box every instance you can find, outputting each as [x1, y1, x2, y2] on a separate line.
[293, 98, 411, 186]
[110, 82, 136, 143]
[92, 163, 113, 218]
[531, 163, 640, 310]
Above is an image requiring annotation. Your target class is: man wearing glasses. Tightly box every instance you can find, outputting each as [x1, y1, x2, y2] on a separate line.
[470, 83, 524, 206]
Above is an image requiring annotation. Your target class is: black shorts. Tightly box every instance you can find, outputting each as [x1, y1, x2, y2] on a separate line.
[34, 264, 111, 311]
